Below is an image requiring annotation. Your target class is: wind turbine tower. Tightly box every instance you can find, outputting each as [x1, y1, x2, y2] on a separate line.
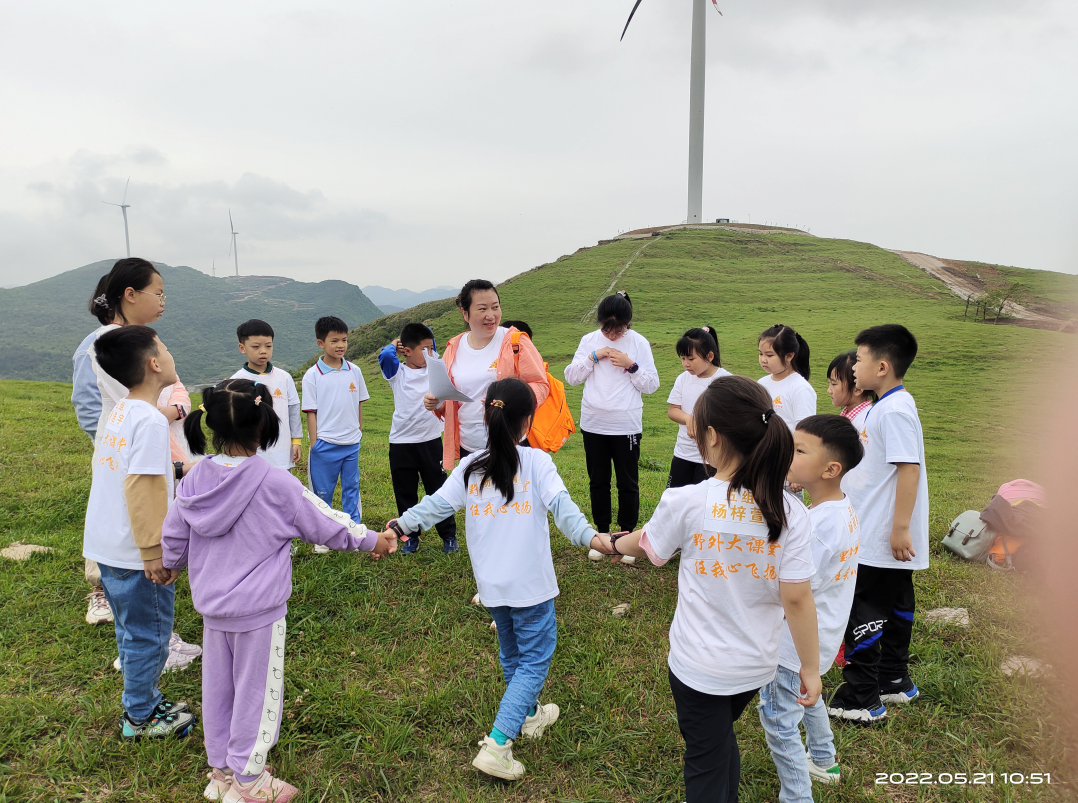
[622, 0, 721, 225]
[103, 178, 132, 257]
[228, 210, 239, 276]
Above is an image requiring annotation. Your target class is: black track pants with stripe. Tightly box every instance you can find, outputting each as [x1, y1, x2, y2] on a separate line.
[841, 564, 915, 706]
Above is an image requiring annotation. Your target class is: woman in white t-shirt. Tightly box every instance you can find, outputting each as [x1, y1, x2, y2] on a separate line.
[391, 378, 607, 782]
[597, 376, 822, 803]
[423, 280, 549, 468]
[666, 326, 730, 488]
[564, 291, 659, 541]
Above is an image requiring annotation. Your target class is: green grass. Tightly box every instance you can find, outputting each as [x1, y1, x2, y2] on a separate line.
[2, 228, 1076, 801]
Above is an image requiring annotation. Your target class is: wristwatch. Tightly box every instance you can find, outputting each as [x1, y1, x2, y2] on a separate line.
[627, 362, 640, 374]
[174, 461, 184, 480]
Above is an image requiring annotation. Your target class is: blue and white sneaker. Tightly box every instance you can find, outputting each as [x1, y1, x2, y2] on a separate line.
[399, 535, 419, 555]
[826, 685, 887, 723]
[880, 678, 920, 704]
[442, 536, 459, 554]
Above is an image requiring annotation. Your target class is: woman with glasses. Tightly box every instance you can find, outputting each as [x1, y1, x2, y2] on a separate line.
[564, 291, 659, 557]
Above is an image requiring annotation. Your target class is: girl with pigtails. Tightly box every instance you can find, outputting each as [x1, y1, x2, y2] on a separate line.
[161, 379, 396, 803]
[597, 376, 821, 803]
[666, 325, 730, 488]
[383, 377, 607, 782]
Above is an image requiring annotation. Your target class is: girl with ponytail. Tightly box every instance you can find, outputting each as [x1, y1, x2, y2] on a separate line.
[594, 375, 821, 802]
[163, 378, 395, 802]
[757, 323, 817, 433]
[666, 326, 730, 488]
[386, 378, 608, 782]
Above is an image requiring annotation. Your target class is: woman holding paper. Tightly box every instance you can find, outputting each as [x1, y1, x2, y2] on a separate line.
[424, 279, 549, 466]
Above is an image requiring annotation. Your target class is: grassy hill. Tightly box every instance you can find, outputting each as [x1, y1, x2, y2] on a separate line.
[0, 260, 383, 384]
[2, 229, 1076, 801]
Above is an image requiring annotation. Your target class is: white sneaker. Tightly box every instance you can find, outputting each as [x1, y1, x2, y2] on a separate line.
[471, 736, 525, 780]
[113, 656, 121, 671]
[86, 589, 113, 625]
[588, 549, 603, 561]
[313, 544, 331, 554]
[617, 555, 636, 566]
[520, 702, 559, 739]
[204, 767, 234, 800]
[806, 756, 841, 784]
[170, 632, 203, 656]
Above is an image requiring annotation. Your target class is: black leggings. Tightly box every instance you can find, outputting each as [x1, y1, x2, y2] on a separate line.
[667, 455, 714, 488]
[580, 430, 641, 533]
[389, 439, 456, 540]
[669, 670, 758, 803]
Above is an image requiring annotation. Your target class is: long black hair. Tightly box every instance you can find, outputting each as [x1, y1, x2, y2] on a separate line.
[676, 325, 721, 366]
[463, 378, 536, 504]
[693, 376, 794, 542]
[759, 323, 810, 380]
[597, 290, 632, 334]
[184, 379, 280, 457]
[89, 258, 160, 325]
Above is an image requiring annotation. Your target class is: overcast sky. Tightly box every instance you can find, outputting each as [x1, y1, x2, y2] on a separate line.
[1, 1, 1075, 289]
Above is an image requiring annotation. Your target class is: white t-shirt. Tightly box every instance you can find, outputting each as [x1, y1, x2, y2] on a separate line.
[841, 389, 930, 571]
[435, 446, 567, 607]
[778, 498, 861, 674]
[232, 365, 300, 468]
[758, 372, 817, 432]
[667, 368, 732, 462]
[563, 329, 661, 435]
[382, 362, 443, 444]
[452, 328, 506, 453]
[83, 399, 174, 571]
[644, 479, 815, 695]
[301, 359, 370, 446]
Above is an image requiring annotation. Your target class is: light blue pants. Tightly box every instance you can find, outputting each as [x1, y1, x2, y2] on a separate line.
[308, 438, 361, 522]
[758, 665, 837, 803]
[99, 562, 174, 721]
[487, 600, 557, 739]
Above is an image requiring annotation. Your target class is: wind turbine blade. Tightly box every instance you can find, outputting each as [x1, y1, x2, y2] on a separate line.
[122, 177, 130, 205]
[620, 0, 645, 40]
[229, 209, 234, 232]
[712, 0, 722, 14]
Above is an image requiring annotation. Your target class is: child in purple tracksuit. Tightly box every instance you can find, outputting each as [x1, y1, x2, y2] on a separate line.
[163, 378, 396, 803]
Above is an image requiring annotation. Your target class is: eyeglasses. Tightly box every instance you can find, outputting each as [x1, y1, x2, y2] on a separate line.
[137, 290, 167, 303]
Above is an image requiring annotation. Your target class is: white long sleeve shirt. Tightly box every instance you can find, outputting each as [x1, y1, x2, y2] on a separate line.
[563, 329, 660, 435]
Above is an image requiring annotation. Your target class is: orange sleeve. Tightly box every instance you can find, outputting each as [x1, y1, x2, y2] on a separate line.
[512, 336, 550, 407]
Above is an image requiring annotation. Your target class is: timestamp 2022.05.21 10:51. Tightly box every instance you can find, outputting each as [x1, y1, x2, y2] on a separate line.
[876, 772, 1052, 786]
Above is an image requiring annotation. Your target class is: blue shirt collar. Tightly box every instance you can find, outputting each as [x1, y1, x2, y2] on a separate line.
[317, 357, 350, 374]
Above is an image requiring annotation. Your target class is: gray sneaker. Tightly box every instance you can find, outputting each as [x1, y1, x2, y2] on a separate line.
[120, 708, 196, 740]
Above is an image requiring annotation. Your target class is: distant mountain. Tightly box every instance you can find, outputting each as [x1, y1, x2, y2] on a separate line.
[377, 304, 405, 315]
[362, 285, 457, 309]
[0, 260, 383, 384]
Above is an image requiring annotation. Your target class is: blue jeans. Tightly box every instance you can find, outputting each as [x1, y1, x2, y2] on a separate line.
[487, 600, 557, 739]
[309, 438, 361, 522]
[757, 665, 837, 803]
[98, 563, 175, 721]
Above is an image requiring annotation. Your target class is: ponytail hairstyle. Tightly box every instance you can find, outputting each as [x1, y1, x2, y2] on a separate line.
[184, 379, 280, 457]
[759, 323, 811, 380]
[597, 290, 633, 335]
[676, 325, 721, 367]
[693, 376, 794, 542]
[456, 279, 500, 315]
[88, 258, 160, 326]
[463, 378, 536, 504]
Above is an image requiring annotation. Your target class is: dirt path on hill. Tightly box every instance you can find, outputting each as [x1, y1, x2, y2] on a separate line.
[580, 237, 661, 324]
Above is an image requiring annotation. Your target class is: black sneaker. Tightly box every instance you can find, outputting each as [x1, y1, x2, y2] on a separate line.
[154, 697, 190, 718]
[880, 676, 920, 704]
[120, 708, 197, 740]
[826, 684, 887, 724]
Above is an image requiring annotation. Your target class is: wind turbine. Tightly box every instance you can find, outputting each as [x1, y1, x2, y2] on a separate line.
[621, 0, 722, 225]
[103, 178, 132, 257]
[212, 258, 216, 278]
[227, 210, 239, 276]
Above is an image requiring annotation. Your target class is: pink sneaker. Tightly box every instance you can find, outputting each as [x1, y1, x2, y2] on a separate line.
[170, 632, 203, 656]
[223, 769, 299, 802]
[203, 768, 233, 801]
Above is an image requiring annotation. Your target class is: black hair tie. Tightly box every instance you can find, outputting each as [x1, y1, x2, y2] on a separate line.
[762, 409, 774, 424]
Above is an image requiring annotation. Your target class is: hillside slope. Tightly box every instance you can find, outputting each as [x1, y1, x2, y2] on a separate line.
[0, 260, 382, 384]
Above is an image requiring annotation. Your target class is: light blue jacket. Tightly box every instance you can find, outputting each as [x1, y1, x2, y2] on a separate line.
[72, 329, 102, 441]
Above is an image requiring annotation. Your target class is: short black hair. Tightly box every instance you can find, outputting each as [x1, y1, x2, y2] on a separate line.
[855, 324, 918, 379]
[828, 350, 877, 403]
[237, 319, 274, 343]
[94, 325, 160, 389]
[597, 291, 632, 331]
[315, 316, 349, 341]
[399, 322, 435, 349]
[502, 320, 533, 340]
[796, 414, 864, 476]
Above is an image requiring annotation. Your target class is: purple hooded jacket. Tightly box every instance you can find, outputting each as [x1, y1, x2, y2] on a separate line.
[162, 455, 376, 632]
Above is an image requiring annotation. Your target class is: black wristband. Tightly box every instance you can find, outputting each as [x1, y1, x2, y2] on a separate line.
[609, 531, 629, 554]
[174, 461, 184, 480]
[627, 363, 640, 374]
[387, 519, 406, 539]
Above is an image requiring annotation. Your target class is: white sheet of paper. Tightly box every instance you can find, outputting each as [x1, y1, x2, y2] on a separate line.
[425, 350, 475, 403]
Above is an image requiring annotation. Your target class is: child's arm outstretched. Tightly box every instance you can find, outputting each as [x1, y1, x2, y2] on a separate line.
[548, 490, 617, 554]
[780, 580, 821, 706]
[292, 488, 396, 558]
[393, 492, 460, 543]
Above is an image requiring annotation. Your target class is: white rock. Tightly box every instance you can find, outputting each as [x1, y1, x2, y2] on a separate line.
[924, 607, 970, 628]
[0, 542, 54, 561]
[612, 603, 631, 618]
[471, 592, 481, 605]
[1001, 655, 1048, 678]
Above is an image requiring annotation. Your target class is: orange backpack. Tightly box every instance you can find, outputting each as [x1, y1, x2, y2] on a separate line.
[510, 331, 576, 453]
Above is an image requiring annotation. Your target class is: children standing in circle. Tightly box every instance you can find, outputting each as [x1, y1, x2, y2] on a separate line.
[826, 350, 874, 434]
[564, 291, 659, 539]
[163, 379, 395, 803]
[596, 376, 821, 803]
[386, 378, 607, 782]
[757, 324, 816, 432]
[667, 326, 730, 488]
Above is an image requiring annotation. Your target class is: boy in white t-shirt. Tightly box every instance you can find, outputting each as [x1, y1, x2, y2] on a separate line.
[231, 319, 302, 470]
[83, 325, 196, 740]
[758, 414, 863, 800]
[830, 324, 928, 724]
[301, 317, 370, 546]
[378, 323, 457, 555]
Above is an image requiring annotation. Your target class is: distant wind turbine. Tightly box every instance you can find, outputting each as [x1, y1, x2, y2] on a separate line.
[212, 258, 216, 278]
[621, 0, 722, 225]
[228, 210, 239, 276]
[103, 178, 132, 257]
